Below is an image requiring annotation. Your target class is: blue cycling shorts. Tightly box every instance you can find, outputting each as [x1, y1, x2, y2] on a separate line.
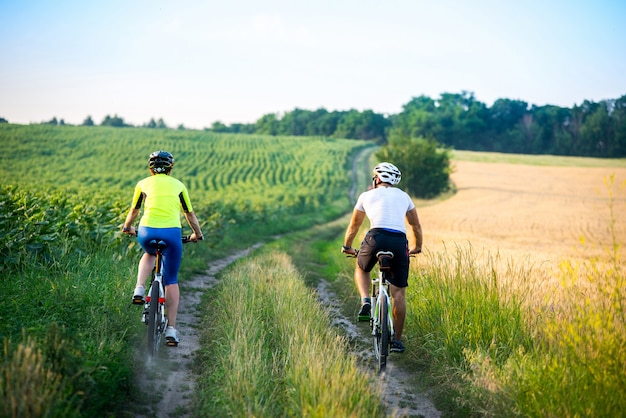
[137, 226, 183, 286]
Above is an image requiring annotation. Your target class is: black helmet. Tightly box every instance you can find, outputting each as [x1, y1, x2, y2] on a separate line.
[148, 150, 174, 173]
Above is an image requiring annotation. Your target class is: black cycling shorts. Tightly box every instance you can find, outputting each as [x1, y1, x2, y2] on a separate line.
[357, 228, 410, 288]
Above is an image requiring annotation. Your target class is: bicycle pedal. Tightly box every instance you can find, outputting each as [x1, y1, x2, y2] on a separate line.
[166, 339, 178, 347]
[132, 297, 144, 305]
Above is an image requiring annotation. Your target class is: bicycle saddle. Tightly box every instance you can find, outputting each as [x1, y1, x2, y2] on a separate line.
[376, 251, 394, 271]
[148, 239, 168, 249]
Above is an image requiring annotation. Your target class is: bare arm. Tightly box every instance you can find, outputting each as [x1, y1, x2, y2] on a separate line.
[342, 209, 366, 254]
[406, 207, 423, 254]
[122, 208, 140, 236]
[183, 211, 203, 242]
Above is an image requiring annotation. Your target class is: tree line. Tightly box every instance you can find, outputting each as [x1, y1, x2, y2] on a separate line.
[5, 91, 625, 158]
[213, 91, 626, 158]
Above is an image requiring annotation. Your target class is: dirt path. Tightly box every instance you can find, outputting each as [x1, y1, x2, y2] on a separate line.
[316, 280, 441, 418]
[133, 245, 440, 418]
[132, 244, 263, 418]
[131, 145, 441, 417]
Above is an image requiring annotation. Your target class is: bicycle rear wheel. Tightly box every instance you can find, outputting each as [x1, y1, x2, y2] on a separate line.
[147, 283, 160, 355]
[375, 297, 390, 373]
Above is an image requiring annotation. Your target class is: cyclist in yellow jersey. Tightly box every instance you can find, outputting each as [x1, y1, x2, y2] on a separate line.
[122, 150, 203, 346]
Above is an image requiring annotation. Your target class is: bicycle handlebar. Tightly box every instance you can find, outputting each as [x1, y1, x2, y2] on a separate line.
[182, 235, 204, 243]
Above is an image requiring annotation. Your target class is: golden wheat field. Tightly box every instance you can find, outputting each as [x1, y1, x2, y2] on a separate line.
[419, 160, 626, 272]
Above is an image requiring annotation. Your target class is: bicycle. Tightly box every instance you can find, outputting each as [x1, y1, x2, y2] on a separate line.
[370, 250, 395, 373]
[347, 249, 395, 373]
[135, 235, 194, 355]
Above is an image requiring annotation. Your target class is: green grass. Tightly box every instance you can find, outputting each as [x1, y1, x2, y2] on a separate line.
[0, 125, 372, 417]
[452, 149, 626, 167]
[195, 249, 384, 417]
[0, 186, 140, 417]
[4, 123, 624, 416]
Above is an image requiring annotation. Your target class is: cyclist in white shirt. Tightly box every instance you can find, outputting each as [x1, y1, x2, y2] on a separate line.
[342, 162, 422, 353]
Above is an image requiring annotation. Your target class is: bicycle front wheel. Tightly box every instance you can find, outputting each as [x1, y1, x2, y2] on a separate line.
[147, 283, 160, 355]
[376, 297, 390, 373]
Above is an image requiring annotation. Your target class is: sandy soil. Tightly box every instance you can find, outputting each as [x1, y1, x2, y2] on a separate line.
[132, 244, 262, 418]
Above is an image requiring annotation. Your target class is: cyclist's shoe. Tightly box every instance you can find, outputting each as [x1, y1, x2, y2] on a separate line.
[165, 327, 179, 347]
[358, 302, 371, 322]
[390, 339, 406, 353]
[132, 286, 145, 305]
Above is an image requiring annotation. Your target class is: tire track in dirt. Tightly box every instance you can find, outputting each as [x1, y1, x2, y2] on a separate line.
[130, 146, 440, 417]
[132, 244, 263, 418]
[316, 280, 441, 418]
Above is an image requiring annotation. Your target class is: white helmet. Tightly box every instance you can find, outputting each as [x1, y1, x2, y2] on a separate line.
[373, 162, 401, 186]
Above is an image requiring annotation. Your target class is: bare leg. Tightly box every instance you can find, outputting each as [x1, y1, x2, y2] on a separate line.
[136, 253, 155, 288]
[165, 284, 179, 328]
[390, 285, 406, 341]
[354, 266, 371, 301]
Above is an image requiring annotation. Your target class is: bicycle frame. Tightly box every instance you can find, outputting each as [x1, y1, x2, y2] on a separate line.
[133, 235, 194, 355]
[143, 240, 168, 355]
[370, 251, 395, 373]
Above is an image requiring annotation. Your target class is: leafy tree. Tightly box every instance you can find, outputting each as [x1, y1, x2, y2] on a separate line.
[308, 110, 342, 136]
[335, 109, 390, 142]
[145, 118, 157, 128]
[255, 114, 279, 135]
[610, 94, 626, 157]
[0, 117, 7, 123]
[228, 123, 255, 134]
[82, 116, 94, 126]
[101, 114, 129, 127]
[376, 132, 452, 198]
[210, 121, 229, 133]
[580, 102, 612, 156]
[276, 108, 311, 136]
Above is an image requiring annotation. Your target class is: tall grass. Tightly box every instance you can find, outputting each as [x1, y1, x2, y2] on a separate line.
[404, 175, 626, 416]
[407, 246, 534, 370]
[195, 250, 384, 417]
[1, 185, 140, 416]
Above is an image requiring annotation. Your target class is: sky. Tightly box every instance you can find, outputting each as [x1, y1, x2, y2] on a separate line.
[1, 0, 625, 130]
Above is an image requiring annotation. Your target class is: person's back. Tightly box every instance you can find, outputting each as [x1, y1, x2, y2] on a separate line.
[342, 162, 422, 353]
[135, 174, 191, 228]
[122, 150, 203, 347]
[356, 186, 414, 232]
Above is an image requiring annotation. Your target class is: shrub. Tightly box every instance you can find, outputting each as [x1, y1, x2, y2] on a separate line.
[376, 132, 452, 198]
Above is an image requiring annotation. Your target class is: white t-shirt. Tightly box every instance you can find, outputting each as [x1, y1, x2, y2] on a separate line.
[354, 186, 415, 233]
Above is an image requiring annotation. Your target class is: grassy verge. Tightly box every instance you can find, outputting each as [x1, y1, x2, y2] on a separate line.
[249, 180, 626, 417]
[451, 149, 626, 167]
[195, 248, 383, 417]
[0, 187, 140, 417]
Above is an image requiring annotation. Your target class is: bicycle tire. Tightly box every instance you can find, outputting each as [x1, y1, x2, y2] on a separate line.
[378, 296, 390, 373]
[147, 283, 160, 355]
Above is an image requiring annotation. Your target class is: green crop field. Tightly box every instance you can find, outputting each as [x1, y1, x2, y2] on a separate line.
[2, 124, 371, 235]
[0, 124, 373, 417]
